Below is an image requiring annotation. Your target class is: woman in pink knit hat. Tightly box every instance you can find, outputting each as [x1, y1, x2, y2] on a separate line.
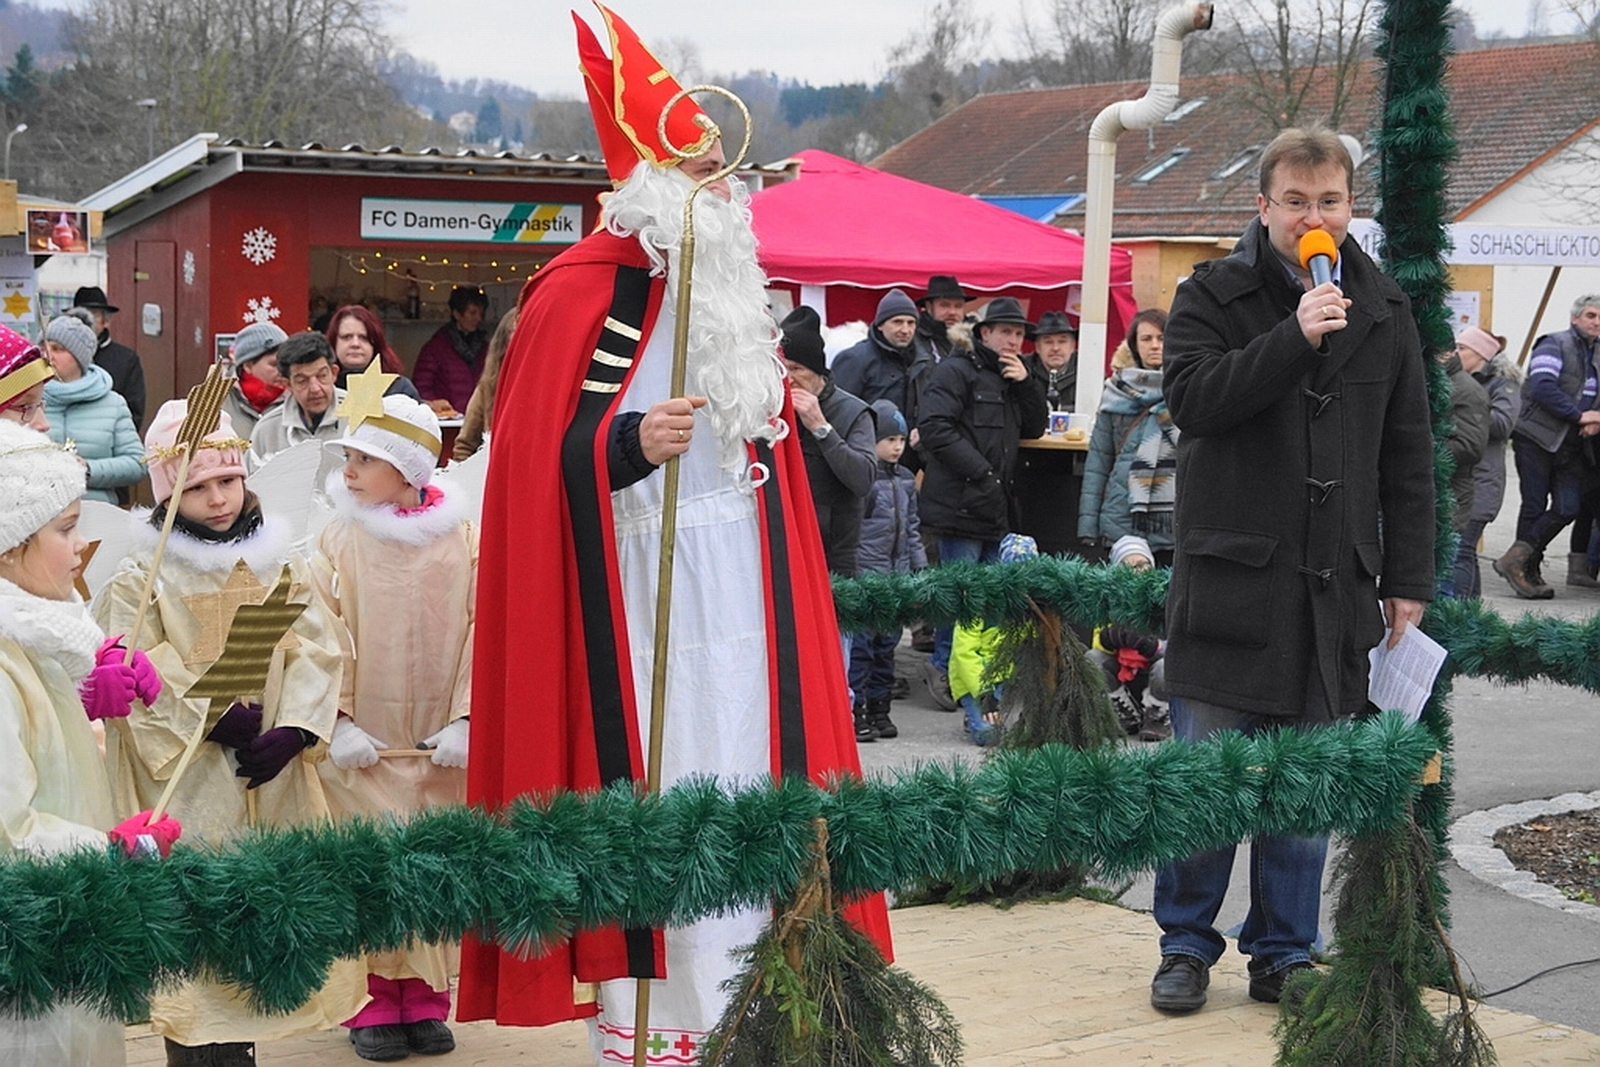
[0, 323, 54, 431]
[91, 398, 367, 1067]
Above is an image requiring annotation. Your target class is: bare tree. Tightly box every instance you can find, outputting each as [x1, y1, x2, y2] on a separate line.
[1015, 0, 1161, 86]
[1210, 0, 1376, 129]
[15, 0, 436, 198]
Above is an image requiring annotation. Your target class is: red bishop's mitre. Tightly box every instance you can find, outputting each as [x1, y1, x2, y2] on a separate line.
[574, 3, 721, 184]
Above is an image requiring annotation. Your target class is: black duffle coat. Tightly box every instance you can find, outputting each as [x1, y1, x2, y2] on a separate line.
[1161, 219, 1436, 721]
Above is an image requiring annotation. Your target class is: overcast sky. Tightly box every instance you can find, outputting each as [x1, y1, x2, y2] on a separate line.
[390, 0, 1558, 98]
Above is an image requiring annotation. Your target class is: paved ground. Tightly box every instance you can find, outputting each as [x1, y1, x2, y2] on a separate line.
[127, 900, 1600, 1065]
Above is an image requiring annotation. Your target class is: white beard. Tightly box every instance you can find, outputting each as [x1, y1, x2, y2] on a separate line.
[601, 163, 785, 471]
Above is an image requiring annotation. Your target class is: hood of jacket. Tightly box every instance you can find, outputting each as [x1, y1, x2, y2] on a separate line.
[1101, 365, 1164, 414]
[44, 363, 114, 405]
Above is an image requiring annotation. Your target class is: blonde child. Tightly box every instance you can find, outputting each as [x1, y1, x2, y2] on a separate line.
[312, 394, 474, 1062]
[0, 420, 178, 1066]
[94, 400, 366, 1067]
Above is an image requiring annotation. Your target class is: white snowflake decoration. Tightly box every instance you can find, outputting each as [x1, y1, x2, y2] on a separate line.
[193, 324, 203, 347]
[243, 296, 282, 325]
[241, 227, 277, 266]
[182, 250, 196, 286]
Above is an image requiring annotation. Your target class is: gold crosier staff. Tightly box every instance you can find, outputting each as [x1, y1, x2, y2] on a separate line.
[633, 85, 752, 1067]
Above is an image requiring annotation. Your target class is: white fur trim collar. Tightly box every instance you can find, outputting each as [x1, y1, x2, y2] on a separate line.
[130, 509, 294, 575]
[325, 473, 468, 545]
[0, 576, 102, 682]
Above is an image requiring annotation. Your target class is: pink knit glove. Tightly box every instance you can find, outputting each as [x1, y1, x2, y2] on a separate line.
[109, 811, 182, 858]
[79, 662, 138, 721]
[96, 635, 162, 706]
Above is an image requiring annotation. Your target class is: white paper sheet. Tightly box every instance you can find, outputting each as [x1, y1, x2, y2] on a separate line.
[1368, 623, 1448, 724]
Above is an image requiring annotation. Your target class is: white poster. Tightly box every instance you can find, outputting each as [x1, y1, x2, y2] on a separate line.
[359, 198, 583, 244]
[1444, 291, 1480, 330]
[0, 244, 38, 341]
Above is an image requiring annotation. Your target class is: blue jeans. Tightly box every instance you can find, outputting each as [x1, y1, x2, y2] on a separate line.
[849, 628, 900, 703]
[1152, 696, 1328, 976]
[929, 537, 1001, 670]
[1513, 436, 1584, 552]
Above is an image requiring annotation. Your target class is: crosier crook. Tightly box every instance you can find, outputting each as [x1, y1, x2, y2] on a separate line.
[633, 83, 753, 1067]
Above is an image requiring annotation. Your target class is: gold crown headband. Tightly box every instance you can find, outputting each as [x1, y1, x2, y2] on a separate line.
[355, 414, 442, 458]
[145, 437, 251, 463]
[0, 358, 55, 409]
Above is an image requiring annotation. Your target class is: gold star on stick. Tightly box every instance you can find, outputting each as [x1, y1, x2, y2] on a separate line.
[180, 559, 301, 664]
[337, 355, 397, 432]
[176, 363, 231, 452]
[72, 540, 100, 601]
[185, 566, 307, 703]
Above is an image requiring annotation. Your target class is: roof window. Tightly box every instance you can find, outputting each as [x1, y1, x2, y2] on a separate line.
[1132, 148, 1190, 183]
[1212, 145, 1262, 180]
[1164, 97, 1207, 122]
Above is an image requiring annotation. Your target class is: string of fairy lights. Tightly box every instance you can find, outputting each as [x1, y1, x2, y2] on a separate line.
[329, 250, 546, 290]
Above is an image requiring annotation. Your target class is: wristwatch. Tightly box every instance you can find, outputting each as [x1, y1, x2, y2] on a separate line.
[812, 422, 834, 440]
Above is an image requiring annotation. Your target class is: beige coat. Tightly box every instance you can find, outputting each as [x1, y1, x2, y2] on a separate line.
[312, 482, 476, 989]
[93, 516, 368, 1044]
[0, 583, 126, 1065]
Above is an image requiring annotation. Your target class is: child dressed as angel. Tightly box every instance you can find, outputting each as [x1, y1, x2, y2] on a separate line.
[92, 399, 365, 1067]
[310, 387, 476, 1062]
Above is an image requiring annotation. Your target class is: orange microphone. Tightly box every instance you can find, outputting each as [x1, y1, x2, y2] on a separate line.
[1298, 229, 1339, 288]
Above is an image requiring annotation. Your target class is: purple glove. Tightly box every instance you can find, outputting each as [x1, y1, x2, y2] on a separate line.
[95, 636, 162, 706]
[207, 701, 263, 749]
[79, 662, 138, 721]
[234, 726, 314, 789]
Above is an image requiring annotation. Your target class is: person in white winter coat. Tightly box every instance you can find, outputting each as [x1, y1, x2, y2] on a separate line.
[312, 390, 474, 1062]
[0, 420, 176, 1066]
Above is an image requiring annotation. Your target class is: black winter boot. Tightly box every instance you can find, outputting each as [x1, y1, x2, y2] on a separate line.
[866, 696, 897, 739]
[853, 705, 878, 743]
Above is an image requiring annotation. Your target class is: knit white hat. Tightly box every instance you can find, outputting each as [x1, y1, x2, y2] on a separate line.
[1110, 534, 1154, 567]
[0, 421, 87, 551]
[329, 394, 441, 489]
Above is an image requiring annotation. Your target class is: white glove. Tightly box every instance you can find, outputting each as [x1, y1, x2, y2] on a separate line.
[420, 718, 469, 769]
[329, 717, 388, 770]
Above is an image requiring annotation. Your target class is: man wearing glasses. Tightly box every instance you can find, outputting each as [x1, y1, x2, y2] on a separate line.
[1149, 127, 1436, 1013]
[247, 331, 348, 470]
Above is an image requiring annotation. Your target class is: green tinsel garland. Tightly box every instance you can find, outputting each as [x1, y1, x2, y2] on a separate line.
[0, 714, 1434, 1020]
[834, 563, 1600, 695]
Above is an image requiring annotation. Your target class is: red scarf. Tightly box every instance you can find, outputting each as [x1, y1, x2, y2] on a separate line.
[239, 372, 285, 412]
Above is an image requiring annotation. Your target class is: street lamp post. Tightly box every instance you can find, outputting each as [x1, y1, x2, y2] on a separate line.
[135, 99, 157, 160]
[3, 123, 27, 182]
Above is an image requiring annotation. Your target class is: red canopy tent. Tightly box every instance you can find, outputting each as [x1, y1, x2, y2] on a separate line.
[750, 149, 1138, 368]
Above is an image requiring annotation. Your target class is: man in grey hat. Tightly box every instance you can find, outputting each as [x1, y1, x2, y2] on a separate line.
[916, 297, 1049, 708]
[221, 322, 289, 437]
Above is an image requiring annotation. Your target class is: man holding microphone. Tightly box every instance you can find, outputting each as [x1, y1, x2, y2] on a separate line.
[1148, 127, 1436, 1013]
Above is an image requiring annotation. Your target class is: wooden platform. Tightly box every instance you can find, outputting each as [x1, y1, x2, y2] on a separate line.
[126, 898, 1600, 1065]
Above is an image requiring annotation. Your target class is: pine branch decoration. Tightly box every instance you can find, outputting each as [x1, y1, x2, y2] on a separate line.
[703, 819, 962, 1067]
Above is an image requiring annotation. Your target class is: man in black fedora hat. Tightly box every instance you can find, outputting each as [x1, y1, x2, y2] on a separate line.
[72, 285, 146, 431]
[914, 274, 969, 368]
[1026, 310, 1079, 412]
[915, 296, 1048, 709]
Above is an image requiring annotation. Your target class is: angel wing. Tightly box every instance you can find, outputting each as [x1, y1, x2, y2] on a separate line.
[77, 499, 140, 602]
[245, 440, 333, 552]
[436, 444, 489, 525]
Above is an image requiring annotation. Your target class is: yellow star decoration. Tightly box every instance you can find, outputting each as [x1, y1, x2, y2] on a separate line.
[185, 566, 307, 703]
[1, 290, 31, 319]
[180, 559, 299, 665]
[337, 355, 397, 432]
[72, 540, 100, 601]
[176, 363, 231, 451]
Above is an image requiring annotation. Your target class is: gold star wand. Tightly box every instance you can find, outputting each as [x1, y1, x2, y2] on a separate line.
[125, 363, 232, 670]
[148, 567, 307, 826]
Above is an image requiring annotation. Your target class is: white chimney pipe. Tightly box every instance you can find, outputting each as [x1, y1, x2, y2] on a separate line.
[1074, 2, 1214, 417]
